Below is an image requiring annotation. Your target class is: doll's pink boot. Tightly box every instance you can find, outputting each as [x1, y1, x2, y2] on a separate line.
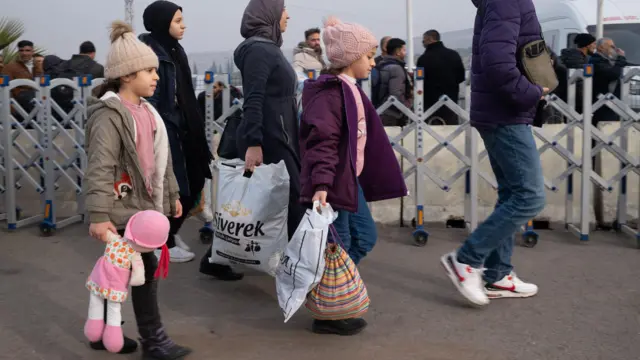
[102, 325, 124, 353]
[84, 319, 105, 342]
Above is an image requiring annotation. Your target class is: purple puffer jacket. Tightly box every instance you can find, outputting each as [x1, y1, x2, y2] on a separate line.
[470, 0, 543, 128]
[299, 75, 407, 213]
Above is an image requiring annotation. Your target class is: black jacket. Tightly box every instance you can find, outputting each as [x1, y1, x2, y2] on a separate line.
[233, 37, 299, 163]
[67, 55, 104, 79]
[559, 48, 590, 113]
[416, 41, 465, 124]
[416, 41, 465, 106]
[590, 52, 628, 124]
[139, 33, 212, 198]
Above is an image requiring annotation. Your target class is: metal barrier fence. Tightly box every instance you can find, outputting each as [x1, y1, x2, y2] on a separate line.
[1, 66, 638, 249]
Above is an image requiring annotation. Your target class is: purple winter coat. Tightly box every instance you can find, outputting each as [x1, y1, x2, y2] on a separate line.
[470, 0, 543, 128]
[299, 75, 407, 213]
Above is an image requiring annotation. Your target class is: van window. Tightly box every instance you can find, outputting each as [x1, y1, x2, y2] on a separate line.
[586, 24, 640, 65]
[543, 30, 559, 52]
[567, 33, 579, 49]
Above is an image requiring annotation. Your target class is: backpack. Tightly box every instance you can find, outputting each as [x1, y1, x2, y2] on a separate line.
[49, 60, 86, 113]
[370, 61, 393, 108]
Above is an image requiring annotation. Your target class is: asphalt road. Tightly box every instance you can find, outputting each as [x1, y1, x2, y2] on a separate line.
[0, 221, 638, 360]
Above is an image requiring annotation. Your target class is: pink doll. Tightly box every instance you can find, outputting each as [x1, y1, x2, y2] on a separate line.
[83, 210, 171, 353]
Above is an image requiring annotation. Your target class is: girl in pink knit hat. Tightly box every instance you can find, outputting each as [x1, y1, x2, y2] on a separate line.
[299, 16, 407, 336]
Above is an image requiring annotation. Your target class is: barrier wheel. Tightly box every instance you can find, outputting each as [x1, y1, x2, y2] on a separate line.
[413, 231, 428, 247]
[199, 227, 213, 244]
[15, 207, 22, 220]
[39, 223, 55, 237]
[612, 220, 621, 232]
[521, 234, 538, 248]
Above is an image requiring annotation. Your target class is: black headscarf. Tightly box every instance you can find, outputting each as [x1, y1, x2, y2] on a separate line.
[143, 1, 182, 50]
[143, 0, 213, 189]
[240, 0, 285, 47]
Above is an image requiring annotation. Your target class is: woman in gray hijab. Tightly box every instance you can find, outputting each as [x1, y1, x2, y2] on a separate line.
[200, 0, 305, 281]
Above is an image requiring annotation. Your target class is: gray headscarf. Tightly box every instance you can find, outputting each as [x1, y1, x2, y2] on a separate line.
[240, 0, 285, 47]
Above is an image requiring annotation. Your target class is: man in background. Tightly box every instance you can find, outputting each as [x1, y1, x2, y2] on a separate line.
[2, 40, 43, 114]
[63, 41, 105, 79]
[374, 36, 391, 64]
[416, 29, 465, 125]
[375, 38, 412, 126]
[292, 28, 325, 74]
[589, 37, 629, 229]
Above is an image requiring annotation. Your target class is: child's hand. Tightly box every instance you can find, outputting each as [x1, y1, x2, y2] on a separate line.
[174, 200, 183, 218]
[312, 190, 328, 206]
[89, 222, 117, 243]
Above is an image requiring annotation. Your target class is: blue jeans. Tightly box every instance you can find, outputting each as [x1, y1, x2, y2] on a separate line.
[457, 124, 545, 283]
[330, 184, 378, 265]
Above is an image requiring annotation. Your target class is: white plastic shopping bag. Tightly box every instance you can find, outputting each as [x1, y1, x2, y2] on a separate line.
[209, 159, 290, 276]
[276, 202, 337, 322]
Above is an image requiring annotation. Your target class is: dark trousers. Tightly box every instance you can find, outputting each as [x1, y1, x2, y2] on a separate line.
[166, 194, 196, 248]
[115, 229, 163, 340]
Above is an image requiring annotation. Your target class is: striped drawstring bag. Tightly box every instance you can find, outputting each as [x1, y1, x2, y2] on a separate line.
[305, 226, 370, 320]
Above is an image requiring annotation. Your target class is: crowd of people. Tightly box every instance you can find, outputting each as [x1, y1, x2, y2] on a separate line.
[1, 0, 636, 358]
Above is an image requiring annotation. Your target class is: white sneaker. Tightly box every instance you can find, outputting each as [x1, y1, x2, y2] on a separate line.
[154, 247, 195, 263]
[485, 272, 538, 299]
[440, 251, 489, 306]
[174, 234, 191, 252]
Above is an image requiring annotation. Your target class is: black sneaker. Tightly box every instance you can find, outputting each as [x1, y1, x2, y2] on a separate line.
[142, 343, 192, 360]
[311, 318, 368, 336]
[89, 335, 138, 354]
[199, 253, 244, 281]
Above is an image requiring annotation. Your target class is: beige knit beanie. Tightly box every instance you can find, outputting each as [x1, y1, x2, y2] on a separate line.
[104, 21, 159, 79]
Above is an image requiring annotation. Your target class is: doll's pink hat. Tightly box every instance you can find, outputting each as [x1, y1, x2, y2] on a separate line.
[124, 210, 171, 278]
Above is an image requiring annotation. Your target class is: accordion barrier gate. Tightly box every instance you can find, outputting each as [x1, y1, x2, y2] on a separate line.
[1, 65, 638, 248]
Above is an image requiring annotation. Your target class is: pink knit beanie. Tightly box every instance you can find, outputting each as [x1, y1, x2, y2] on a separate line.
[322, 16, 378, 68]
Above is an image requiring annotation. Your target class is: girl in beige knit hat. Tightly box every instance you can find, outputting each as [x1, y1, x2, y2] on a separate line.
[83, 20, 192, 359]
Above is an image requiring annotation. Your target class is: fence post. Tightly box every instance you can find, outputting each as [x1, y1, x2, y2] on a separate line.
[579, 64, 593, 241]
[565, 69, 578, 228]
[412, 67, 428, 244]
[0, 75, 15, 228]
[39, 75, 57, 235]
[463, 71, 478, 231]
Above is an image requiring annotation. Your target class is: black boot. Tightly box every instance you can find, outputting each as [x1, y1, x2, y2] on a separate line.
[311, 318, 368, 336]
[140, 327, 192, 360]
[199, 250, 244, 281]
[90, 335, 138, 354]
[142, 343, 192, 360]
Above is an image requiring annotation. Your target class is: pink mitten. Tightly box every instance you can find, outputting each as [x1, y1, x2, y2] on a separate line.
[102, 325, 124, 353]
[84, 319, 105, 342]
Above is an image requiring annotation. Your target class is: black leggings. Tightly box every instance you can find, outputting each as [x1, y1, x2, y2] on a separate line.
[166, 194, 197, 248]
[115, 229, 163, 340]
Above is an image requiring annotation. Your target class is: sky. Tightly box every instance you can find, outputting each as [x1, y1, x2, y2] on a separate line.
[5, 0, 479, 62]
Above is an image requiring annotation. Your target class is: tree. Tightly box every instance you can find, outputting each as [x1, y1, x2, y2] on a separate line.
[0, 17, 45, 64]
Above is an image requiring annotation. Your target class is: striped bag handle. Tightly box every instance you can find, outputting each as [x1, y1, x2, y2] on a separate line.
[328, 224, 346, 249]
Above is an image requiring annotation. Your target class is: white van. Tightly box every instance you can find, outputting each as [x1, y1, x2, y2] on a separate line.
[428, 0, 640, 107]
[539, 0, 640, 107]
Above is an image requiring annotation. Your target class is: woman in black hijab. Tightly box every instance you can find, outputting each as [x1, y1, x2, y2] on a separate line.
[138, 1, 232, 272]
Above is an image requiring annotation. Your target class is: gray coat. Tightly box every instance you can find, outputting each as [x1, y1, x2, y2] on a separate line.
[379, 56, 411, 126]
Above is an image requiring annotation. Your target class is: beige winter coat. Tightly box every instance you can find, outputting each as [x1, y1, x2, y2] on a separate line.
[292, 42, 326, 74]
[83, 91, 180, 228]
